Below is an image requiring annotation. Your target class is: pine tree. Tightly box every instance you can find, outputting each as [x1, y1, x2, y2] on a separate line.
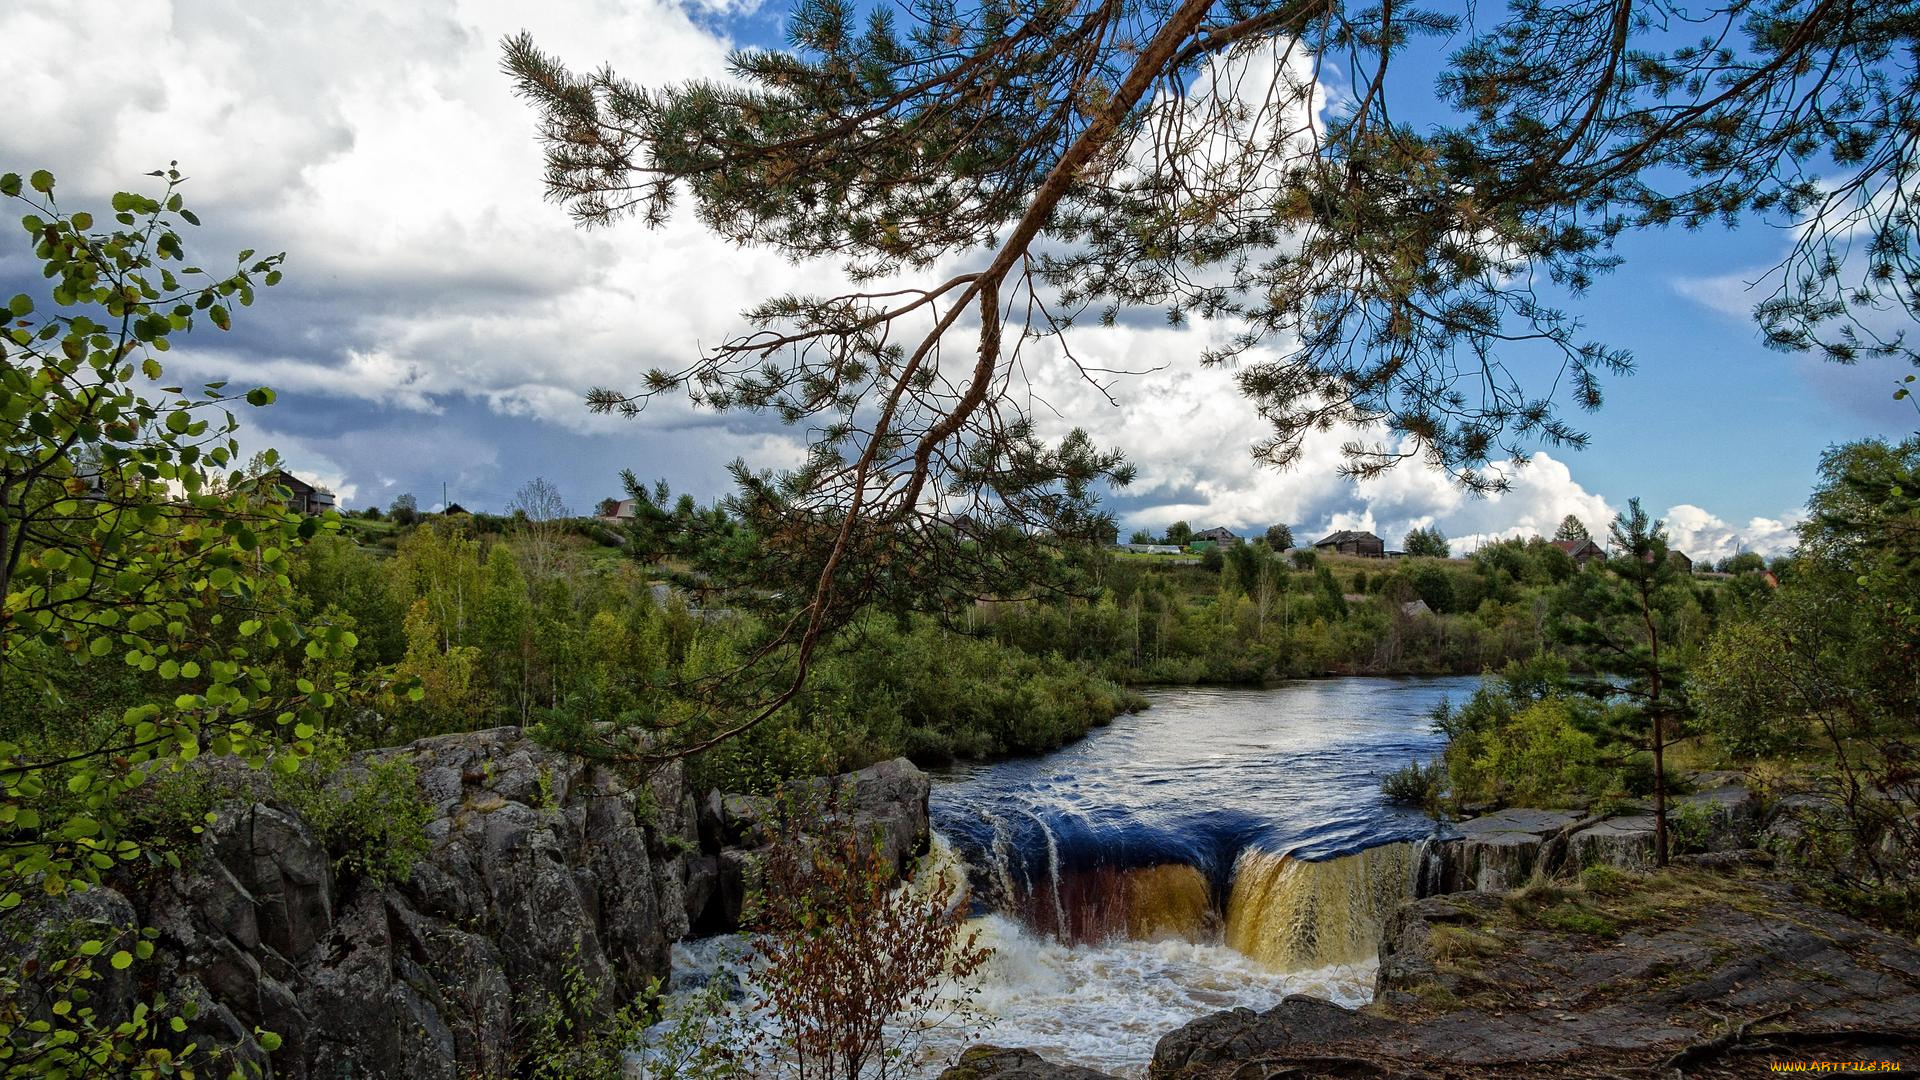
[1553, 499, 1690, 866]
[1554, 515, 1591, 544]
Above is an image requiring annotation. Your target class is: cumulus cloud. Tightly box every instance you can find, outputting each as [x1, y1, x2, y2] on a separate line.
[3, 0, 1814, 541]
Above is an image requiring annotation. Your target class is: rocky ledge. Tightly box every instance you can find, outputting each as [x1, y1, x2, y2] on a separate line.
[1419, 772, 1766, 894]
[21, 729, 931, 1079]
[1153, 869, 1920, 1078]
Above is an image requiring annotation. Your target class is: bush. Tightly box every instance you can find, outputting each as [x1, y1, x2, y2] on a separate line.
[1381, 758, 1446, 813]
[271, 736, 433, 886]
[746, 787, 990, 1078]
[1447, 696, 1605, 807]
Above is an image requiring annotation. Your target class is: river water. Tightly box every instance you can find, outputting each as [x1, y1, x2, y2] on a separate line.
[661, 675, 1477, 1078]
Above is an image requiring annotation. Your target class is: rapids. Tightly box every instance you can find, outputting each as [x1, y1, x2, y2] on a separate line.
[659, 676, 1476, 1078]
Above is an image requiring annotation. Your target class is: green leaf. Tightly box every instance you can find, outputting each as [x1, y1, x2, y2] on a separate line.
[29, 169, 54, 193]
[258, 1030, 284, 1052]
[7, 293, 30, 317]
[0, 173, 20, 197]
[110, 950, 133, 970]
[71, 211, 93, 231]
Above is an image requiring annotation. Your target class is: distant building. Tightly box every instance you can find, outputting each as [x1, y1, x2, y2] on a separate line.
[1552, 537, 1606, 566]
[1313, 530, 1385, 558]
[1116, 543, 1184, 555]
[1668, 550, 1694, 574]
[598, 498, 638, 522]
[267, 471, 335, 516]
[1192, 526, 1241, 545]
[1401, 599, 1434, 618]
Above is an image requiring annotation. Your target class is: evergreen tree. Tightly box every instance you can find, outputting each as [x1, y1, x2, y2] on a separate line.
[1404, 525, 1450, 559]
[505, 0, 1920, 747]
[1553, 499, 1690, 865]
[1553, 515, 1591, 544]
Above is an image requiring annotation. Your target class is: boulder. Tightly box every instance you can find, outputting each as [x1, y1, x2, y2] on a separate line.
[940, 1046, 1120, 1079]
[1568, 815, 1658, 870]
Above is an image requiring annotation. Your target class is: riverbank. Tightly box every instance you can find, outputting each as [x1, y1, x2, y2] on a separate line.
[945, 786, 1920, 1080]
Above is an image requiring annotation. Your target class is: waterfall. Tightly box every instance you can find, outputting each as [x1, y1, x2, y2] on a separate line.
[955, 807, 1416, 969]
[1119, 863, 1211, 942]
[1223, 843, 1417, 969]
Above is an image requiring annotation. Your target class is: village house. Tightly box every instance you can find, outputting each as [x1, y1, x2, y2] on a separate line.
[1313, 529, 1385, 558]
[267, 471, 336, 516]
[1191, 526, 1241, 545]
[1552, 537, 1606, 566]
[597, 497, 638, 522]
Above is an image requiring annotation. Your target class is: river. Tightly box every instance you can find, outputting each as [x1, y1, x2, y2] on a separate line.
[664, 675, 1478, 1078]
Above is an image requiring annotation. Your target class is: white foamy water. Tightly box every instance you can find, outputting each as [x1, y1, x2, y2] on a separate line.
[925, 914, 1377, 1077]
[653, 908, 1376, 1078]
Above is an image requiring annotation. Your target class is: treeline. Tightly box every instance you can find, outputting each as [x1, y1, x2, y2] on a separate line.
[977, 534, 1735, 685]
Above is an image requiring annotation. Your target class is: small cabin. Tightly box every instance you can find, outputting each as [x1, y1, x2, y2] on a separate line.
[1552, 537, 1606, 566]
[267, 471, 335, 516]
[1313, 530, 1385, 558]
[1191, 526, 1241, 546]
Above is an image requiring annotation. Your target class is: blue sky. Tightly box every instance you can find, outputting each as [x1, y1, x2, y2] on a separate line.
[5, 0, 1912, 560]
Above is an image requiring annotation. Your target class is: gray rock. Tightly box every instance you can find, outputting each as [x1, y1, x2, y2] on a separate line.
[1569, 815, 1658, 870]
[940, 1046, 1120, 1079]
[1421, 808, 1584, 894]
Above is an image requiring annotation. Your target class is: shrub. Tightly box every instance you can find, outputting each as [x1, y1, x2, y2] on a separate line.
[1381, 759, 1446, 814]
[271, 736, 433, 886]
[746, 787, 991, 1078]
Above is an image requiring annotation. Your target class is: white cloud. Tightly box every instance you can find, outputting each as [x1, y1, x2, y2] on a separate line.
[1662, 504, 1802, 562]
[3, 0, 1814, 540]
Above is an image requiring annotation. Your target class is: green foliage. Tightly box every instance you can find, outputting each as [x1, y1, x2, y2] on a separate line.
[1553, 516, 1590, 544]
[269, 736, 431, 886]
[1264, 523, 1294, 550]
[518, 953, 676, 1080]
[1435, 661, 1612, 808]
[1380, 758, 1446, 816]
[1403, 526, 1450, 559]
[696, 616, 1144, 793]
[0, 170, 395, 1074]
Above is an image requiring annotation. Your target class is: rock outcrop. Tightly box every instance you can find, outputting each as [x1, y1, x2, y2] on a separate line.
[687, 756, 931, 935]
[1419, 773, 1767, 895]
[26, 730, 933, 1079]
[133, 727, 698, 1080]
[1152, 870, 1920, 1077]
[940, 1046, 1121, 1079]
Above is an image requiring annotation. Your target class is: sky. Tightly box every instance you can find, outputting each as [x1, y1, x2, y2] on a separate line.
[5, 0, 1915, 561]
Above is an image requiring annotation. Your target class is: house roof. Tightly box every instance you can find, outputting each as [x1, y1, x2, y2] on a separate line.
[1552, 538, 1603, 555]
[1193, 526, 1238, 540]
[1314, 529, 1382, 546]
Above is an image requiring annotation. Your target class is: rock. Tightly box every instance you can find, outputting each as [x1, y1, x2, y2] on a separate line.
[1374, 893, 1500, 996]
[940, 1046, 1120, 1079]
[1152, 874, 1920, 1077]
[829, 756, 932, 879]
[1152, 996, 1403, 1075]
[689, 756, 934, 934]
[1422, 808, 1584, 894]
[50, 732, 936, 1078]
[114, 727, 696, 1079]
[1568, 815, 1657, 870]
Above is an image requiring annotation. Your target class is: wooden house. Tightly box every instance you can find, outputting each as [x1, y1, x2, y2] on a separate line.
[1312, 529, 1385, 558]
